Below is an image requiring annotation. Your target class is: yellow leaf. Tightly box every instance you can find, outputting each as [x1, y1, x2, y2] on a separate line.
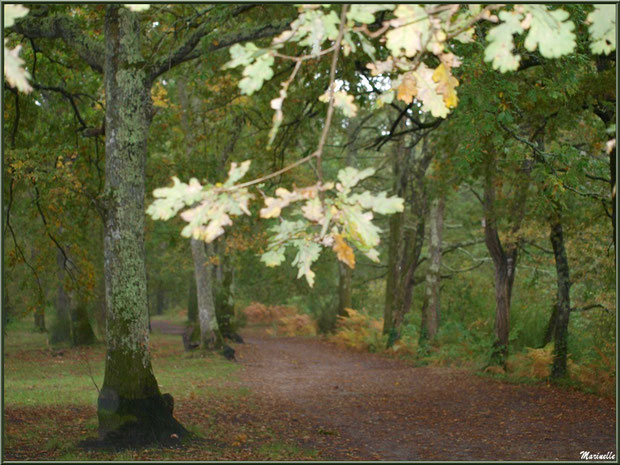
[396, 72, 417, 104]
[333, 234, 355, 269]
[432, 63, 459, 108]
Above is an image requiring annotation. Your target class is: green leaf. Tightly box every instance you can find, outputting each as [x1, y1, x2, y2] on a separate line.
[588, 5, 616, 55]
[347, 4, 394, 24]
[269, 219, 307, 243]
[238, 53, 274, 95]
[224, 160, 251, 187]
[292, 240, 322, 287]
[261, 247, 286, 267]
[385, 5, 431, 58]
[294, 9, 340, 55]
[484, 10, 524, 73]
[341, 204, 381, 251]
[349, 191, 404, 214]
[147, 177, 202, 220]
[223, 43, 260, 69]
[148, 175, 252, 243]
[337, 166, 375, 191]
[523, 6, 576, 58]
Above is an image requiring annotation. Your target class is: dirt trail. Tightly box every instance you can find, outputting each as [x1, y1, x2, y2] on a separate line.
[234, 330, 615, 461]
[152, 322, 615, 460]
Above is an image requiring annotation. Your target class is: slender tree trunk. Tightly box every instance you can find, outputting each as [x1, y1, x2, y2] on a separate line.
[34, 306, 46, 332]
[97, 6, 184, 443]
[71, 297, 96, 346]
[420, 195, 445, 343]
[550, 220, 572, 379]
[30, 247, 47, 332]
[483, 154, 529, 365]
[541, 305, 557, 347]
[337, 261, 353, 317]
[50, 248, 72, 345]
[190, 238, 221, 349]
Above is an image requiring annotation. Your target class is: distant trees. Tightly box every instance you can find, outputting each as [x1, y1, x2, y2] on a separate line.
[4, 2, 615, 446]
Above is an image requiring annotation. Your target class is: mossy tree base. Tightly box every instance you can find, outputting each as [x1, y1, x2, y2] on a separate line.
[97, 390, 188, 447]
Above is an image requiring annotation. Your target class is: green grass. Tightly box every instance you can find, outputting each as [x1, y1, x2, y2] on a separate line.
[3, 316, 329, 461]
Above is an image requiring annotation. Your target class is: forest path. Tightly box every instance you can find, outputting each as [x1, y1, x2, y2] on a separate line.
[233, 329, 616, 461]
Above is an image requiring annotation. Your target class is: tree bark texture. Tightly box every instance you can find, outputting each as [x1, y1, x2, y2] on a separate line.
[483, 154, 530, 365]
[549, 221, 572, 379]
[383, 137, 432, 346]
[214, 249, 242, 342]
[97, 6, 185, 443]
[188, 273, 198, 324]
[420, 195, 445, 342]
[190, 238, 221, 349]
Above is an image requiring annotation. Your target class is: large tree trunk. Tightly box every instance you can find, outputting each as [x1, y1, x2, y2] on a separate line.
[190, 238, 221, 349]
[549, 220, 572, 379]
[420, 195, 445, 343]
[97, 6, 185, 444]
[383, 137, 431, 346]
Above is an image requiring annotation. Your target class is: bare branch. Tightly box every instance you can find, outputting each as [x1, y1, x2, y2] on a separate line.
[571, 304, 612, 313]
[32, 83, 89, 130]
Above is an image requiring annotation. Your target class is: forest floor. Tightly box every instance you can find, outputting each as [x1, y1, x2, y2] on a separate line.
[4, 319, 616, 461]
[235, 327, 616, 461]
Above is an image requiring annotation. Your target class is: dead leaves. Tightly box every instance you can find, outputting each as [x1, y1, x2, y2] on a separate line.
[332, 234, 355, 269]
[396, 72, 417, 104]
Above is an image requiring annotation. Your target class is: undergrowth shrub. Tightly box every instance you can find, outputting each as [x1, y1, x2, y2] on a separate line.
[506, 344, 554, 379]
[424, 320, 489, 366]
[242, 302, 316, 337]
[329, 308, 386, 352]
[568, 341, 616, 398]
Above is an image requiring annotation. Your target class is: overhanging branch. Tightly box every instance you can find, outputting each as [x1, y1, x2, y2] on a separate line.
[13, 13, 104, 73]
[149, 8, 292, 80]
